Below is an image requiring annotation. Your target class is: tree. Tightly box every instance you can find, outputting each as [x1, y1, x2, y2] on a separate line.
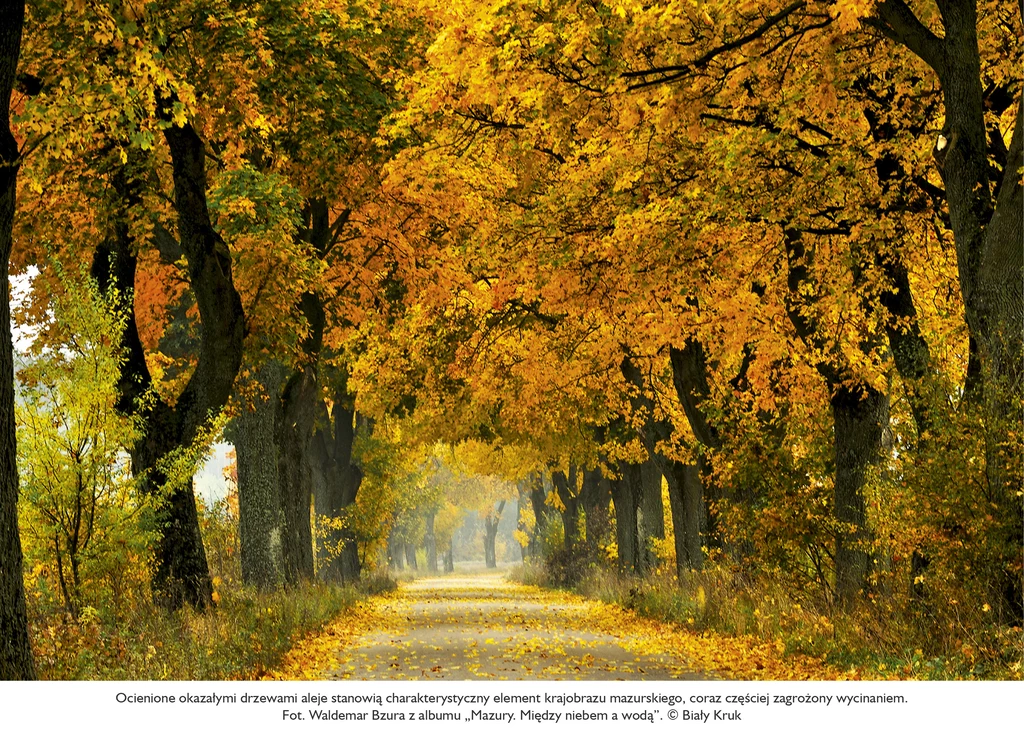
[232, 363, 285, 589]
[481, 499, 506, 569]
[0, 0, 34, 680]
[863, 0, 1022, 622]
[16, 272, 151, 618]
[90, 119, 246, 611]
[312, 378, 368, 584]
[523, 472, 552, 560]
[13, 1, 264, 609]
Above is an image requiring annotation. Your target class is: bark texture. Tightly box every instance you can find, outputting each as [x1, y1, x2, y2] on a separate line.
[668, 341, 723, 450]
[0, 0, 34, 679]
[527, 472, 550, 558]
[580, 467, 612, 554]
[234, 363, 285, 589]
[830, 385, 889, 601]
[276, 200, 339, 585]
[312, 394, 365, 585]
[620, 459, 667, 575]
[609, 471, 637, 573]
[552, 467, 580, 552]
[638, 460, 666, 568]
[276, 368, 317, 585]
[622, 355, 702, 575]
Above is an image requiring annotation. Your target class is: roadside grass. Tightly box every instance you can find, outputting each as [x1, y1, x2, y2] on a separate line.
[507, 561, 1023, 680]
[23, 485, 404, 680]
[28, 582, 362, 680]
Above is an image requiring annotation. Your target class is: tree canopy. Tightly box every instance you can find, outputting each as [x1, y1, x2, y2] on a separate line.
[0, 0, 1020, 680]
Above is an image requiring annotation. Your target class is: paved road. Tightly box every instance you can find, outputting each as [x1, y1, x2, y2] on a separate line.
[320, 573, 703, 680]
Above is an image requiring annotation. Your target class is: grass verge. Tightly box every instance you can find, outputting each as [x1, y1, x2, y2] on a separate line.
[30, 583, 363, 680]
[507, 561, 1023, 680]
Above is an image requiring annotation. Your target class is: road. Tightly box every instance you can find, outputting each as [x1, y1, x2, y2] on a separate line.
[296, 573, 704, 680]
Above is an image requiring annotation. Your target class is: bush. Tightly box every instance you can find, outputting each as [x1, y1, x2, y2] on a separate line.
[17, 273, 154, 619]
[28, 581, 361, 680]
[360, 568, 398, 595]
[544, 545, 593, 588]
[506, 558, 550, 587]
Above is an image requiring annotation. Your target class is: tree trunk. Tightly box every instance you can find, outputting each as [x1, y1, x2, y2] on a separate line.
[870, 0, 1024, 624]
[580, 468, 612, 555]
[444, 540, 454, 573]
[784, 229, 890, 606]
[669, 339, 781, 564]
[622, 353, 707, 578]
[663, 458, 705, 573]
[483, 500, 505, 569]
[275, 287, 326, 586]
[425, 511, 438, 573]
[388, 531, 405, 571]
[527, 472, 549, 558]
[89, 108, 245, 609]
[552, 468, 580, 552]
[312, 392, 365, 585]
[669, 342, 723, 450]
[610, 471, 638, 574]
[638, 459, 665, 568]
[878, 251, 942, 600]
[234, 364, 285, 589]
[91, 237, 222, 610]
[115, 398, 215, 608]
[0, 0, 34, 678]
[272, 200, 339, 586]
[404, 541, 418, 571]
[831, 384, 888, 603]
[152, 479, 212, 607]
[878, 255, 934, 436]
[622, 459, 666, 574]
[277, 373, 316, 585]
[338, 526, 361, 584]
[974, 104, 1023, 621]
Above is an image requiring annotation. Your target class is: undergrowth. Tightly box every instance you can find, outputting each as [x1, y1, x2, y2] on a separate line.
[29, 583, 361, 680]
[508, 560, 1023, 680]
[25, 487, 377, 680]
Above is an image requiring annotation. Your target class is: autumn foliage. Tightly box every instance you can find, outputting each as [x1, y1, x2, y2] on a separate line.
[0, 0, 1019, 680]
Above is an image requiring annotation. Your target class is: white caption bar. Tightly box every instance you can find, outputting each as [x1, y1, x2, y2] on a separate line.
[2, 680, 1020, 731]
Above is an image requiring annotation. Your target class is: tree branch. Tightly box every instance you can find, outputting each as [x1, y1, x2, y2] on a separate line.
[623, 1, 808, 90]
[863, 0, 946, 80]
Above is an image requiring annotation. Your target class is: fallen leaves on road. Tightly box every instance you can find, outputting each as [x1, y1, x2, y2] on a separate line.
[268, 574, 854, 680]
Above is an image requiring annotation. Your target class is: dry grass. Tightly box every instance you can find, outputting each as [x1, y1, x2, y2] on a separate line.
[29, 582, 362, 680]
[508, 560, 1023, 680]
